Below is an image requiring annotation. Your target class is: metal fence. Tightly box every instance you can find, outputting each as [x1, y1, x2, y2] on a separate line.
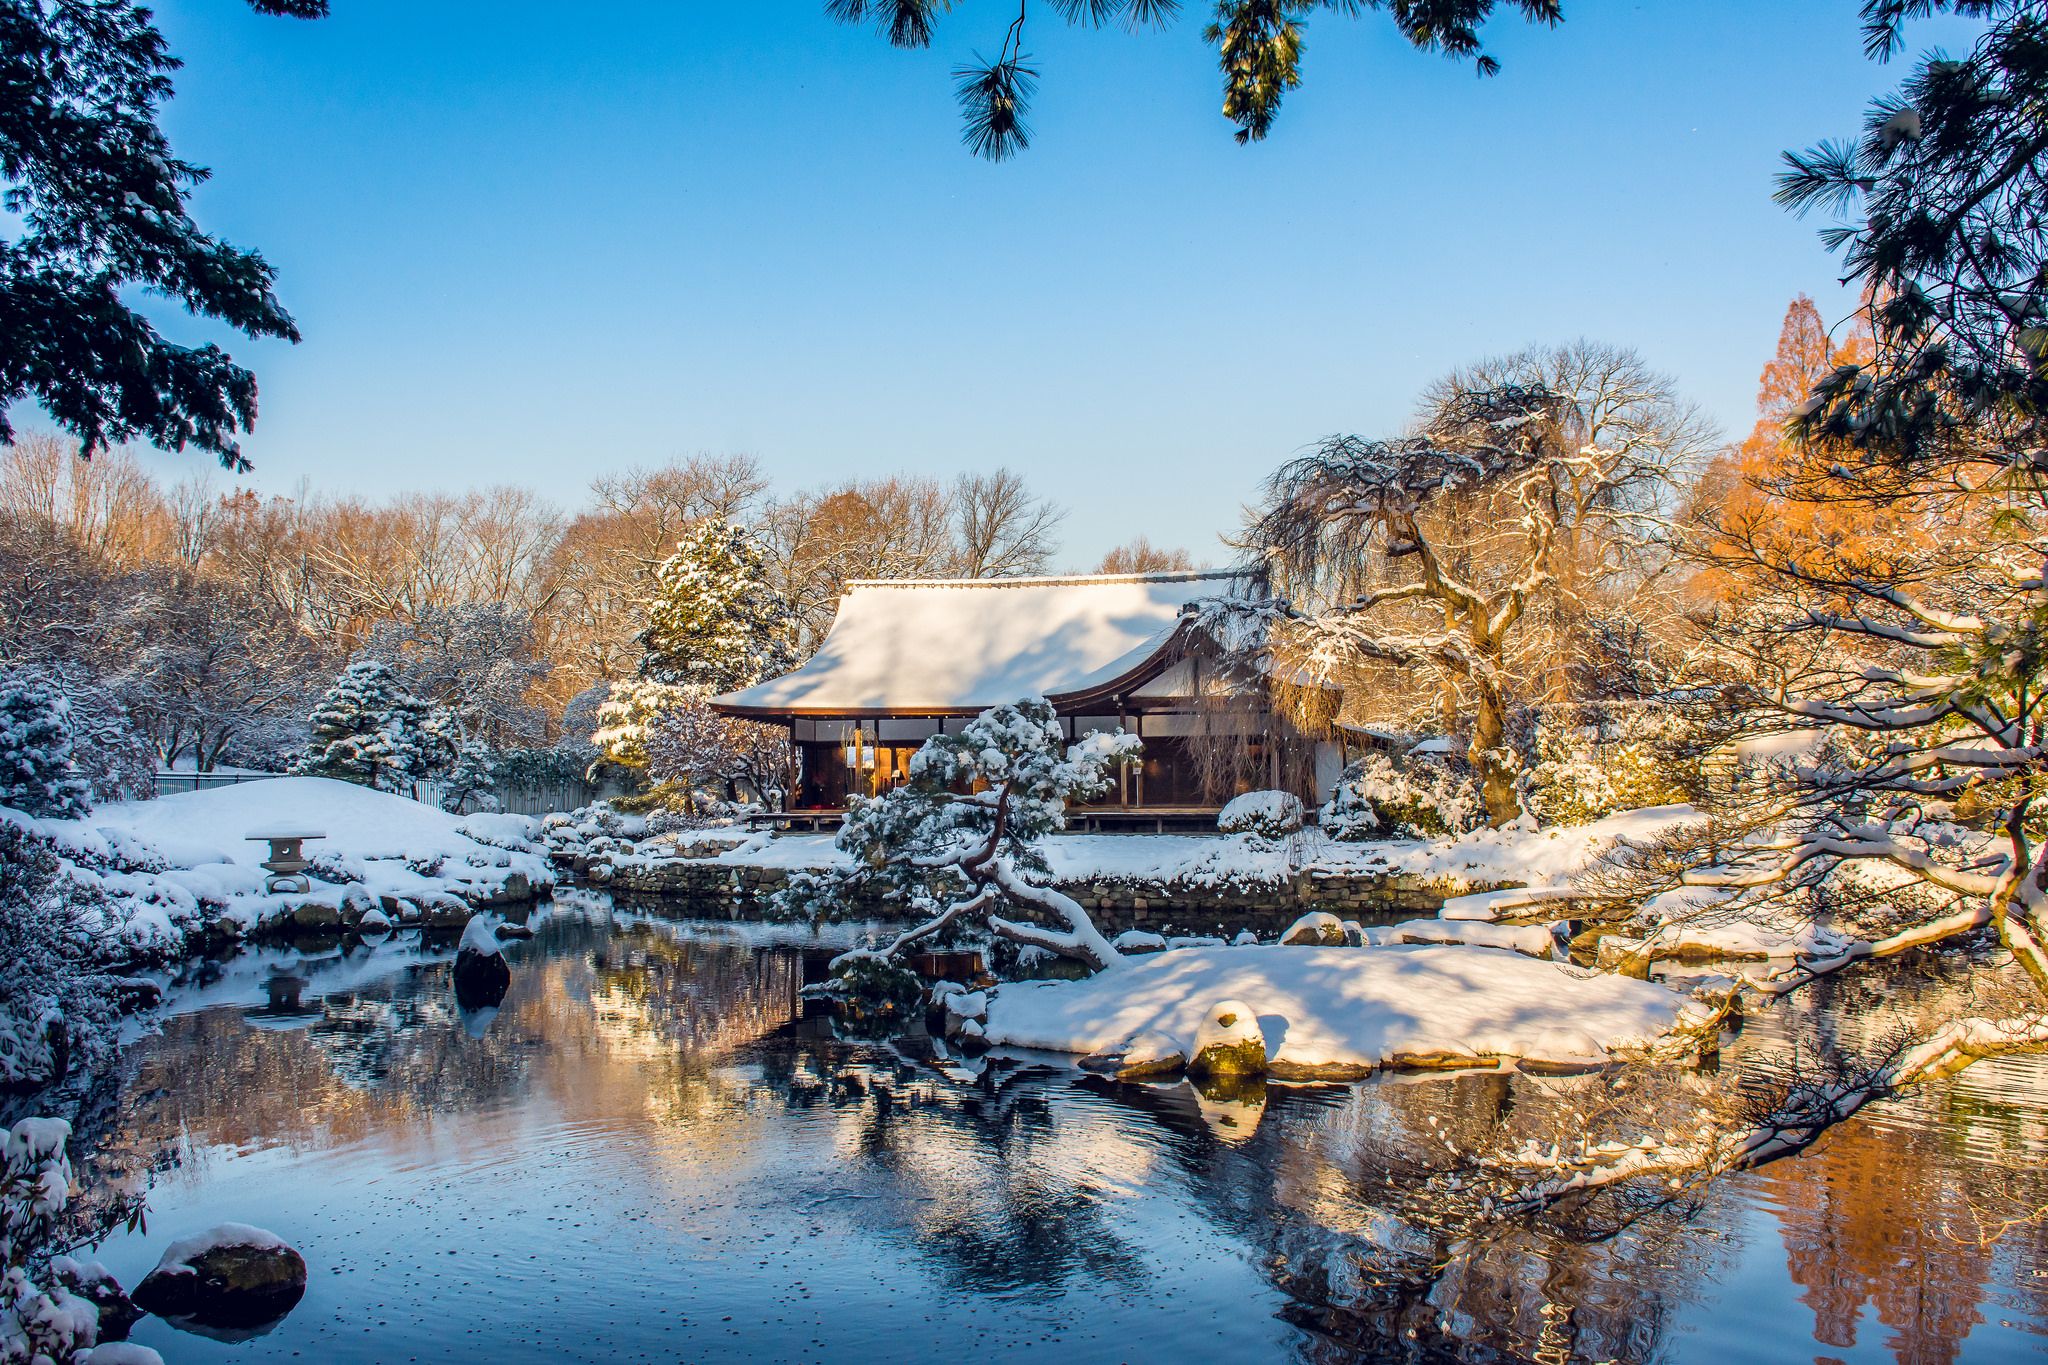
[148, 770, 617, 817]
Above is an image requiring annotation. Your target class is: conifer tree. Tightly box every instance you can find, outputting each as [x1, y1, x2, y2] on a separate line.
[294, 660, 441, 794]
[638, 520, 798, 693]
[0, 678, 91, 819]
[1, 0, 327, 466]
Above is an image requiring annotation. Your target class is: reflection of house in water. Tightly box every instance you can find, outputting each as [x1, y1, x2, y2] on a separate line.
[714, 570, 1340, 829]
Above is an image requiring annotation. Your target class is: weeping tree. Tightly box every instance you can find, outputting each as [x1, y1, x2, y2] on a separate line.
[1236, 357, 1691, 826]
[826, 0, 1563, 159]
[782, 698, 1138, 973]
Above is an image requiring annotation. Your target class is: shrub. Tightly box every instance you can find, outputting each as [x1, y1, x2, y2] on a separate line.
[1523, 704, 1699, 827]
[0, 822, 126, 1089]
[1321, 750, 1482, 840]
[0, 680, 90, 820]
[1217, 790, 1305, 838]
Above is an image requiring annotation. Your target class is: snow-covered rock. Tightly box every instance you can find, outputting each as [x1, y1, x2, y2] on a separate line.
[453, 915, 512, 1008]
[1280, 911, 1348, 947]
[1188, 999, 1266, 1079]
[1386, 918, 1560, 960]
[132, 1223, 307, 1327]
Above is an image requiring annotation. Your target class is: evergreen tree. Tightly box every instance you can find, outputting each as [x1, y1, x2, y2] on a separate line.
[0, 677, 90, 819]
[828, 1, 1563, 160]
[638, 519, 798, 693]
[440, 740, 501, 814]
[1, 1, 327, 466]
[293, 660, 440, 794]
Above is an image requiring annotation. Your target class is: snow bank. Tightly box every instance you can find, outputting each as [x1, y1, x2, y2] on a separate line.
[691, 806, 1702, 897]
[982, 943, 1700, 1075]
[11, 778, 553, 955]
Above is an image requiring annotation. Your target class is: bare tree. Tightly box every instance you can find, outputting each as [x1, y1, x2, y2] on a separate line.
[1095, 535, 1195, 574]
[952, 468, 1064, 577]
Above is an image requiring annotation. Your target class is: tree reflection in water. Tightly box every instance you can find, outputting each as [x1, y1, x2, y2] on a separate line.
[73, 901, 2048, 1364]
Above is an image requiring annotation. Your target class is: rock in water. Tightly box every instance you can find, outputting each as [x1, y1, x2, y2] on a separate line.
[1279, 911, 1348, 946]
[131, 1224, 307, 1328]
[1188, 999, 1267, 1081]
[453, 916, 511, 1009]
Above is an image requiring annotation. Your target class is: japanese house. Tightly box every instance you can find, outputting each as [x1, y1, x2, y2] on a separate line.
[711, 570, 1338, 829]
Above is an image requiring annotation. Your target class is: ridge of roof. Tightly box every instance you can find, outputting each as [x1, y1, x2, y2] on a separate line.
[840, 569, 1248, 591]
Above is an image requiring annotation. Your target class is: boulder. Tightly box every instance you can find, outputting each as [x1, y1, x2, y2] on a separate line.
[420, 895, 472, 930]
[452, 917, 511, 1009]
[1280, 912, 1348, 947]
[287, 901, 339, 930]
[1188, 999, 1267, 1080]
[131, 1224, 307, 1329]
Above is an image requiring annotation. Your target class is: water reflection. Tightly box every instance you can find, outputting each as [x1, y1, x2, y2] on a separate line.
[73, 900, 2048, 1364]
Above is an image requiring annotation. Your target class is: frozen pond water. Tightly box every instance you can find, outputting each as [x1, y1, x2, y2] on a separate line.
[75, 898, 2048, 1363]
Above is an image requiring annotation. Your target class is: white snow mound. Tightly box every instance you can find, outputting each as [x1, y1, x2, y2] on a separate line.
[982, 944, 1691, 1071]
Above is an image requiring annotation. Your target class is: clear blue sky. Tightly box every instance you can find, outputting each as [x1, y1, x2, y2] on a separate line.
[79, 1, 1984, 565]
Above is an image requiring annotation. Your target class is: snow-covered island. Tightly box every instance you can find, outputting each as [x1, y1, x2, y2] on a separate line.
[5, 777, 554, 957]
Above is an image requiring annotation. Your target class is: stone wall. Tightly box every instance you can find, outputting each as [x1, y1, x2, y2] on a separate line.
[591, 856, 1500, 938]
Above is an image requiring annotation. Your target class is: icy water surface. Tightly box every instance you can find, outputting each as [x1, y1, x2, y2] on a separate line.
[77, 898, 2048, 1364]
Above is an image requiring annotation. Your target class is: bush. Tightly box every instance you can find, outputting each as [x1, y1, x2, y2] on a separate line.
[0, 680, 91, 820]
[1523, 703, 1699, 827]
[1320, 750, 1482, 840]
[0, 822, 126, 1089]
[1217, 790, 1305, 838]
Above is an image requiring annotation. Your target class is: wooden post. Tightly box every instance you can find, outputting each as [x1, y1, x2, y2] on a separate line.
[1118, 698, 1131, 809]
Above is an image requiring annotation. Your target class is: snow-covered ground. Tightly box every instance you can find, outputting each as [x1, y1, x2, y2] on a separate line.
[7, 778, 554, 956]
[648, 804, 1702, 892]
[981, 943, 1709, 1076]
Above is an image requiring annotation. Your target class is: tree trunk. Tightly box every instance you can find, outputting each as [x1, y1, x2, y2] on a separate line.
[1470, 687, 1522, 827]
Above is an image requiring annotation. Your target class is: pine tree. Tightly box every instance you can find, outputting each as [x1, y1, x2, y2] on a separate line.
[1, 1, 327, 466]
[0, 678, 91, 819]
[638, 520, 798, 693]
[293, 661, 440, 794]
[440, 740, 500, 814]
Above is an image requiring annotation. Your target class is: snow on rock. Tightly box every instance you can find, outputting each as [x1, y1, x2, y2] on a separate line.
[1189, 999, 1266, 1078]
[78, 1345, 165, 1365]
[1386, 918, 1560, 960]
[1110, 929, 1167, 954]
[13, 778, 553, 954]
[1280, 911, 1348, 946]
[458, 915, 505, 959]
[981, 944, 1697, 1079]
[133, 1223, 307, 1328]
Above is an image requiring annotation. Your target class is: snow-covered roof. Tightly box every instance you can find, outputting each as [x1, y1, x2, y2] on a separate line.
[714, 571, 1253, 716]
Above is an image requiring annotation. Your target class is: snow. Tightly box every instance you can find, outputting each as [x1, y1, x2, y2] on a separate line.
[693, 805, 1701, 897]
[982, 944, 1696, 1072]
[1217, 789, 1304, 835]
[79, 1346, 166, 1365]
[713, 571, 1244, 715]
[12, 777, 553, 953]
[1386, 918, 1559, 959]
[458, 916, 504, 958]
[151, 1222, 291, 1274]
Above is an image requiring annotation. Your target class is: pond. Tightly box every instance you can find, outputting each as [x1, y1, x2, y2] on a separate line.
[74, 896, 2048, 1364]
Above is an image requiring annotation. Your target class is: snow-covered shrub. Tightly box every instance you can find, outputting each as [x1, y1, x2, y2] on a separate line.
[0, 822, 127, 1089]
[1523, 704, 1698, 827]
[1320, 750, 1482, 840]
[1217, 790, 1305, 838]
[0, 680, 91, 820]
[0, 1117, 109, 1363]
[0, 668, 149, 806]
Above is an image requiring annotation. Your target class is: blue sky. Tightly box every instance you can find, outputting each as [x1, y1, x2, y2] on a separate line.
[77, 1, 1984, 565]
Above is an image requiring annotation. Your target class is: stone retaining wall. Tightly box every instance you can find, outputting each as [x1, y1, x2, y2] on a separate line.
[590, 857, 1500, 938]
